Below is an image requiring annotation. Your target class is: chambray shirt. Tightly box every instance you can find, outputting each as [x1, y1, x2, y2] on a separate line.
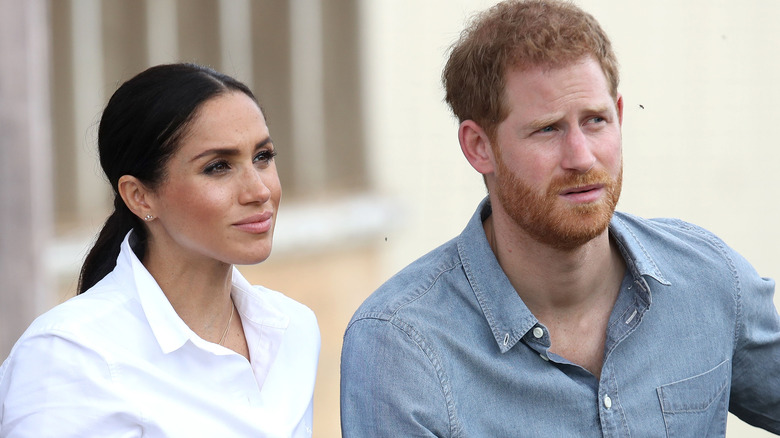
[341, 198, 780, 437]
[1, 232, 320, 437]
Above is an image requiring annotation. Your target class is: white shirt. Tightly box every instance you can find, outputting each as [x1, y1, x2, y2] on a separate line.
[0, 232, 320, 437]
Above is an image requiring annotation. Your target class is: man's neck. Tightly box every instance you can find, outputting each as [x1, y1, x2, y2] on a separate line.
[483, 212, 626, 377]
[484, 213, 623, 310]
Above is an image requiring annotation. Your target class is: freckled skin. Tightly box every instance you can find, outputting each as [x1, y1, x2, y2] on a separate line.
[488, 57, 623, 250]
[146, 92, 282, 270]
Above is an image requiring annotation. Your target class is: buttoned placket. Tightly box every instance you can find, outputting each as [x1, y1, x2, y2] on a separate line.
[520, 323, 552, 361]
[516, 273, 651, 437]
[598, 276, 652, 437]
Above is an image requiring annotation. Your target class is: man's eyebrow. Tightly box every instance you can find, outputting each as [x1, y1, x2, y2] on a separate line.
[190, 137, 272, 162]
[585, 104, 612, 115]
[525, 105, 613, 132]
[525, 115, 561, 132]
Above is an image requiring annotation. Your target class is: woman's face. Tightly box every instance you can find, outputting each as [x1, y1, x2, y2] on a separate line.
[146, 91, 281, 267]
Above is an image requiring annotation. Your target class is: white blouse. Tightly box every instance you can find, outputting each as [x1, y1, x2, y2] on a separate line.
[0, 232, 320, 437]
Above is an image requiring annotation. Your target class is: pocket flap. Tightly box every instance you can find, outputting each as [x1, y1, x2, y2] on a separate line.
[656, 360, 730, 413]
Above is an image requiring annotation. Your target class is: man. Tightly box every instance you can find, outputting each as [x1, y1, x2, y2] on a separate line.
[340, 0, 780, 436]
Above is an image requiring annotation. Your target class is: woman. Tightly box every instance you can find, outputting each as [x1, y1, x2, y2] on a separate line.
[0, 63, 320, 437]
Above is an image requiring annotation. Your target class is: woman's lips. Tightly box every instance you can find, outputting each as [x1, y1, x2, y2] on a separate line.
[233, 211, 273, 234]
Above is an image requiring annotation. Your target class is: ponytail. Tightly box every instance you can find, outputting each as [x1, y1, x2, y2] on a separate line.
[77, 197, 146, 294]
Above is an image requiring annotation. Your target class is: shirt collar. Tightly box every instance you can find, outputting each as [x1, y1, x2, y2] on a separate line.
[117, 232, 291, 356]
[118, 232, 195, 354]
[457, 198, 671, 354]
[457, 198, 538, 353]
[229, 266, 289, 331]
[608, 212, 671, 287]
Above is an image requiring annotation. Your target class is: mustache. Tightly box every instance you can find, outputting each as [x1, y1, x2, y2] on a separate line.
[548, 169, 615, 194]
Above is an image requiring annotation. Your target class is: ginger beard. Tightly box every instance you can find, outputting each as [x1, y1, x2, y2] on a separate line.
[493, 148, 622, 251]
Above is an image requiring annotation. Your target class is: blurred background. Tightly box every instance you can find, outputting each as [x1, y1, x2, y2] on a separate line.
[1, 0, 778, 436]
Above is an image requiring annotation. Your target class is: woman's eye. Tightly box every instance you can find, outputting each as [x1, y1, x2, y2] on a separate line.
[254, 149, 277, 164]
[204, 161, 230, 174]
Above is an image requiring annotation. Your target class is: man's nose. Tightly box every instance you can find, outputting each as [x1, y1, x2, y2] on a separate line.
[560, 128, 596, 172]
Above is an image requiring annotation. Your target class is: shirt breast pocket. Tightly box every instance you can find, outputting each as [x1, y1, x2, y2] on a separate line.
[656, 359, 730, 438]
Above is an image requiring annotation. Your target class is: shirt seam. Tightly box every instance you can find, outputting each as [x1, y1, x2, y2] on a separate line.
[345, 260, 463, 332]
[669, 220, 742, 350]
[604, 366, 631, 436]
[31, 328, 149, 429]
[390, 316, 463, 437]
[343, 315, 462, 437]
[397, 262, 462, 317]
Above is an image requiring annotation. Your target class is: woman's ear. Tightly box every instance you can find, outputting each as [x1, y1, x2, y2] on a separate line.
[459, 120, 496, 175]
[117, 175, 154, 220]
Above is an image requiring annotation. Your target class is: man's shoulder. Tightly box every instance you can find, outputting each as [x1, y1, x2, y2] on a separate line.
[612, 211, 725, 249]
[611, 211, 746, 280]
[351, 236, 464, 322]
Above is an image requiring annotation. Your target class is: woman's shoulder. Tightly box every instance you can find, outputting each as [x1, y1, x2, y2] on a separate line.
[249, 286, 319, 338]
[231, 268, 316, 327]
[235, 283, 319, 345]
[15, 275, 140, 349]
[252, 285, 315, 318]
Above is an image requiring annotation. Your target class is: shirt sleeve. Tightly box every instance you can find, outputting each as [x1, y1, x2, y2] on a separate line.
[340, 316, 455, 437]
[0, 331, 141, 437]
[728, 250, 780, 433]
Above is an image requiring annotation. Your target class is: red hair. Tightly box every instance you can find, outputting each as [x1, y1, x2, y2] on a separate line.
[443, 0, 619, 140]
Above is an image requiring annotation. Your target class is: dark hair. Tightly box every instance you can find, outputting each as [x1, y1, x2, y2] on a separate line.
[78, 63, 259, 294]
[442, 0, 618, 142]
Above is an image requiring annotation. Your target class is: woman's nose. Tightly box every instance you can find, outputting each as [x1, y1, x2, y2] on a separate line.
[238, 168, 272, 204]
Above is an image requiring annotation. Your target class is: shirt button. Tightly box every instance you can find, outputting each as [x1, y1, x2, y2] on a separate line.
[532, 327, 544, 339]
[603, 395, 612, 409]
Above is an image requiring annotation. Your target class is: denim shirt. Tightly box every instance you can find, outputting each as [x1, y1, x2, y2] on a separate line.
[341, 198, 780, 437]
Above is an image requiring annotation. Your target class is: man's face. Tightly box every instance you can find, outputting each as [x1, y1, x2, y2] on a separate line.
[488, 57, 623, 250]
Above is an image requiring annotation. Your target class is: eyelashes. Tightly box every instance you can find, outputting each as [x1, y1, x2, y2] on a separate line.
[203, 160, 230, 174]
[254, 149, 277, 164]
[203, 149, 277, 175]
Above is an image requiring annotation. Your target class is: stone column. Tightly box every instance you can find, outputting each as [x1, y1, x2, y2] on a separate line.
[0, 0, 52, 357]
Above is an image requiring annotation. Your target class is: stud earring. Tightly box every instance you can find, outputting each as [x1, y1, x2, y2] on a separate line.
[144, 214, 154, 221]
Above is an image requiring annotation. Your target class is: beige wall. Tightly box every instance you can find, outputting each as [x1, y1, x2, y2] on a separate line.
[1, 1, 777, 437]
[359, 1, 779, 437]
[362, 0, 780, 282]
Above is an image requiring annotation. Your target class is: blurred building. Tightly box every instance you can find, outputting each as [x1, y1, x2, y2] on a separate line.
[2, 1, 779, 436]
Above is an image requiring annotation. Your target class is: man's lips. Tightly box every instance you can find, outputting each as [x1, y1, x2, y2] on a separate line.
[560, 184, 603, 196]
[233, 211, 274, 233]
[559, 184, 605, 203]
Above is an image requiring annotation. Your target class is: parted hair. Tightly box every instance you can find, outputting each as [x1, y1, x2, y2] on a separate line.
[78, 63, 258, 294]
[442, 0, 619, 141]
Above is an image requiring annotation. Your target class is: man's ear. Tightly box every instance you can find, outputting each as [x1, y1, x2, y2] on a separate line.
[117, 175, 155, 220]
[616, 93, 624, 126]
[459, 120, 495, 175]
